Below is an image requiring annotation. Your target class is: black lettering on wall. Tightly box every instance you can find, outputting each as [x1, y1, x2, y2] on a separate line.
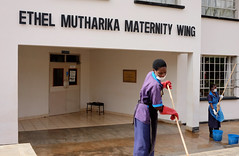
[114, 19, 120, 31]
[19, 11, 197, 37]
[177, 25, 196, 37]
[133, 21, 139, 32]
[168, 24, 172, 35]
[27, 11, 34, 25]
[163, 23, 167, 34]
[191, 26, 196, 37]
[150, 22, 155, 33]
[71, 15, 78, 28]
[49, 13, 55, 26]
[78, 16, 84, 28]
[177, 25, 184, 36]
[61, 15, 71, 27]
[125, 20, 133, 32]
[34, 12, 42, 25]
[85, 16, 91, 29]
[19, 10, 26, 24]
[92, 17, 98, 29]
[139, 21, 144, 33]
[42, 13, 48, 26]
[107, 19, 113, 30]
[145, 22, 150, 33]
[155, 23, 161, 34]
[99, 18, 104, 30]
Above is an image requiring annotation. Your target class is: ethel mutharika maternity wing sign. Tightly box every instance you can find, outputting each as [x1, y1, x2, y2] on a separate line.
[19, 10, 196, 37]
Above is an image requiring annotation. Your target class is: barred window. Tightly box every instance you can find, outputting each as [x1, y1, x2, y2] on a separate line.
[200, 56, 236, 98]
[202, 0, 236, 19]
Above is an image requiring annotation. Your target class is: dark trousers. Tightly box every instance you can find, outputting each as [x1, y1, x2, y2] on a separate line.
[209, 127, 219, 136]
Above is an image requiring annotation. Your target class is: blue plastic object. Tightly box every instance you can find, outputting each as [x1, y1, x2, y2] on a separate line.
[228, 134, 239, 145]
[213, 130, 223, 141]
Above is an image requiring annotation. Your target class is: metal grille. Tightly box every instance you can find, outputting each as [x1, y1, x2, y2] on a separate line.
[200, 56, 236, 97]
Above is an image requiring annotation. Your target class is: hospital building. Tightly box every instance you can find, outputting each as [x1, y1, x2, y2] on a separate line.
[1, 0, 239, 145]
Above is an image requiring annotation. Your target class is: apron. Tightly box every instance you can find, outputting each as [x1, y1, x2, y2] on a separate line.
[208, 92, 224, 122]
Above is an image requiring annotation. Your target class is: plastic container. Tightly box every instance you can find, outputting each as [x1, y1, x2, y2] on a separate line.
[228, 134, 239, 145]
[213, 130, 223, 141]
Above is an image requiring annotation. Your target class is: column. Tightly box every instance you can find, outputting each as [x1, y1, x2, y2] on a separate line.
[186, 52, 200, 132]
[176, 54, 188, 123]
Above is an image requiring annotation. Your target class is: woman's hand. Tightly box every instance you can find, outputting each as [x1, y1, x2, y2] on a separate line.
[160, 105, 179, 120]
[213, 109, 217, 116]
[161, 81, 172, 89]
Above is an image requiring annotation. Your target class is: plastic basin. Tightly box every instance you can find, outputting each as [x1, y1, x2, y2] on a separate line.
[213, 130, 223, 141]
[228, 134, 239, 145]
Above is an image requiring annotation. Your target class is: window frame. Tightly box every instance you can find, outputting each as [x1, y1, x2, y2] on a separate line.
[134, 0, 185, 9]
[201, 0, 238, 20]
[200, 56, 237, 99]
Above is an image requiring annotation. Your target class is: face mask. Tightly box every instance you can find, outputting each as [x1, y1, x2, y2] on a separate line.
[156, 75, 166, 81]
[213, 89, 217, 92]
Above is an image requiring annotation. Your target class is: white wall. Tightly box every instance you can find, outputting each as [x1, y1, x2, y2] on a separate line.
[201, 18, 239, 55]
[12, 0, 201, 53]
[0, 1, 18, 144]
[18, 46, 90, 118]
[1, 0, 201, 144]
[199, 100, 239, 122]
[89, 49, 178, 120]
[201, 18, 239, 122]
[18, 46, 49, 118]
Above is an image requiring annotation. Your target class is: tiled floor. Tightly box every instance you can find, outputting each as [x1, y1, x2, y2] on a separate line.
[19, 111, 132, 131]
[18, 112, 239, 156]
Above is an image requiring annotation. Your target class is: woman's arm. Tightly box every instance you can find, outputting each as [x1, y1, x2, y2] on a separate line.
[209, 103, 214, 109]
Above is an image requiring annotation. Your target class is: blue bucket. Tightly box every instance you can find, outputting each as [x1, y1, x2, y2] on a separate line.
[228, 134, 239, 145]
[213, 130, 223, 141]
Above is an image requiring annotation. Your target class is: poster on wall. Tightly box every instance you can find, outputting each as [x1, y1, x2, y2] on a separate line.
[69, 69, 77, 85]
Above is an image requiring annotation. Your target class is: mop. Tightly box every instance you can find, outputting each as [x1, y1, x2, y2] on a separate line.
[167, 85, 189, 156]
[217, 63, 237, 112]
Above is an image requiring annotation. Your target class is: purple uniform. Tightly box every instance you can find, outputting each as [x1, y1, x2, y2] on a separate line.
[133, 71, 163, 156]
[135, 71, 163, 124]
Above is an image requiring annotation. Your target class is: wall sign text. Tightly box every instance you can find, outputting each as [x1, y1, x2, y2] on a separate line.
[19, 10, 196, 37]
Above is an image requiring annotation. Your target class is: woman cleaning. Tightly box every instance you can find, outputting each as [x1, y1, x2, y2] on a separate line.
[133, 59, 179, 156]
[207, 84, 224, 138]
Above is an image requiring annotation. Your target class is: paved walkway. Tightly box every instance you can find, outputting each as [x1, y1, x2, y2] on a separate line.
[18, 120, 239, 156]
[0, 143, 36, 156]
[185, 146, 239, 156]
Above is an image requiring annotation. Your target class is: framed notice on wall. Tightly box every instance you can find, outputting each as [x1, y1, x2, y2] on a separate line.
[123, 70, 137, 83]
[69, 69, 77, 85]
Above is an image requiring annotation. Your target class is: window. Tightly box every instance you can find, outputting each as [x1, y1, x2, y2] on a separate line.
[202, 0, 236, 19]
[50, 54, 80, 63]
[53, 68, 64, 86]
[66, 55, 80, 63]
[50, 54, 65, 62]
[137, 0, 177, 5]
[200, 56, 236, 98]
[134, 0, 185, 9]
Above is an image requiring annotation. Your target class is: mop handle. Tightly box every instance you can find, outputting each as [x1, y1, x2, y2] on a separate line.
[217, 63, 237, 112]
[167, 85, 189, 156]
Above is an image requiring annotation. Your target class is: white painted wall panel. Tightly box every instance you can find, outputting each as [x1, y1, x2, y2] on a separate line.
[89, 49, 178, 120]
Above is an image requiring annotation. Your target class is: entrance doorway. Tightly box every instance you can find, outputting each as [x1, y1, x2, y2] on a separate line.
[49, 54, 80, 115]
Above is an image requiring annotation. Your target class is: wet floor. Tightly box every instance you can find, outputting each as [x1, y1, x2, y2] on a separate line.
[19, 121, 239, 156]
